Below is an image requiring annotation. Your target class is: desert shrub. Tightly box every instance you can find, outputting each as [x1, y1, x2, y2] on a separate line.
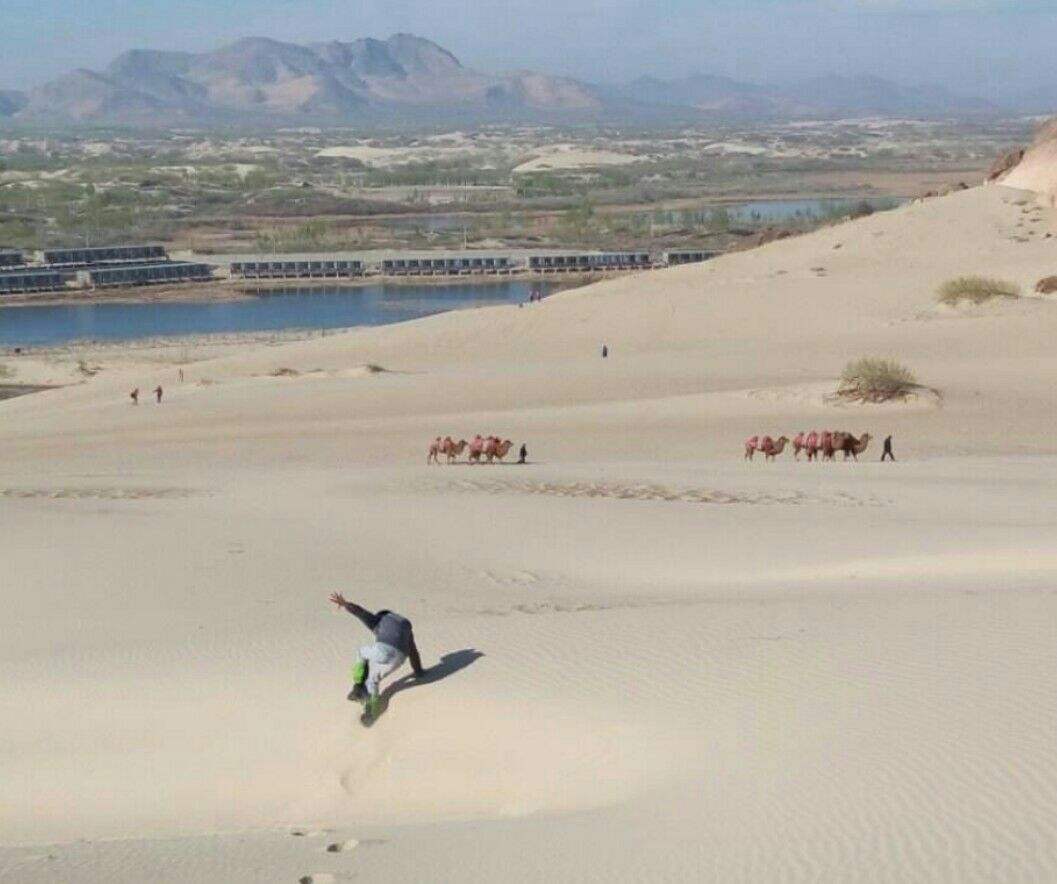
[839, 357, 918, 402]
[1035, 276, 1057, 294]
[937, 276, 1020, 305]
[0, 363, 13, 379]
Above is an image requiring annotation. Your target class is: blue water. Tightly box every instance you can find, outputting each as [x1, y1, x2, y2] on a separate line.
[0, 281, 558, 347]
[378, 197, 905, 233]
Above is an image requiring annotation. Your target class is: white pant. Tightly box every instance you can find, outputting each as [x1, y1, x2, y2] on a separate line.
[360, 642, 406, 697]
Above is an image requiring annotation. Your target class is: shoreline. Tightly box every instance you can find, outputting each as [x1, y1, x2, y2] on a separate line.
[4, 327, 347, 358]
[0, 271, 601, 309]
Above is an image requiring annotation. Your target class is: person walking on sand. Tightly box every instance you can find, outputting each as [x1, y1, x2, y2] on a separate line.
[601, 343, 608, 359]
[518, 443, 527, 464]
[881, 435, 895, 462]
[329, 592, 425, 726]
[154, 385, 163, 404]
[130, 388, 139, 405]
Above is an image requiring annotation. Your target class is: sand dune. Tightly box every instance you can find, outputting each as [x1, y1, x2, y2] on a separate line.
[3, 183, 1057, 882]
[1000, 119, 1057, 202]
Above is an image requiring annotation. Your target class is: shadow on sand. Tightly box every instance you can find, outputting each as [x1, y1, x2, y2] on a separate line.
[370, 649, 484, 721]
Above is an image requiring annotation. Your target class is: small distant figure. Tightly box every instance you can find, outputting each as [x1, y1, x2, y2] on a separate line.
[130, 388, 139, 405]
[601, 343, 608, 359]
[881, 435, 895, 462]
[178, 368, 185, 383]
[518, 443, 527, 464]
[154, 385, 163, 404]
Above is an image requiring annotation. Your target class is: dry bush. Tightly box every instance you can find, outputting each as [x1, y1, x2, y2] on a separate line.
[0, 363, 13, 379]
[937, 276, 1020, 305]
[838, 358, 918, 403]
[1035, 276, 1057, 294]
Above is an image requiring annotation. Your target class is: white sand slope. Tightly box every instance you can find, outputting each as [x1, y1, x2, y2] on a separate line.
[1001, 119, 1057, 203]
[512, 145, 642, 173]
[2, 184, 1057, 882]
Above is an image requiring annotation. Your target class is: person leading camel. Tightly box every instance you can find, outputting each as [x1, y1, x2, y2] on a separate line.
[329, 593, 426, 726]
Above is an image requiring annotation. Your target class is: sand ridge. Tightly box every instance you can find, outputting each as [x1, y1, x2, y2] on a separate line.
[2, 183, 1057, 881]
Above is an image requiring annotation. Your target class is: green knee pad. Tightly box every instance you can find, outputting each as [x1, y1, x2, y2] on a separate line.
[352, 659, 368, 685]
[365, 694, 381, 717]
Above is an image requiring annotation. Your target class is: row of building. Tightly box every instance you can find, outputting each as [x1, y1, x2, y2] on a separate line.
[39, 244, 169, 268]
[0, 243, 217, 295]
[0, 262, 216, 295]
[0, 249, 26, 268]
[228, 250, 713, 280]
[230, 260, 365, 280]
[0, 244, 717, 295]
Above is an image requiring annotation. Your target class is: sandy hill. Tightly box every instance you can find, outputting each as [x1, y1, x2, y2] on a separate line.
[1000, 117, 1057, 201]
[2, 184, 1057, 882]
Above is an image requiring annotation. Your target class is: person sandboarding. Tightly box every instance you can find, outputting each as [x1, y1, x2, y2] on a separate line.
[329, 592, 425, 726]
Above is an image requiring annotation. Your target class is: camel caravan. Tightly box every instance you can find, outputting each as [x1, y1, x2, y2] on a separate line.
[428, 435, 514, 465]
[745, 431, 872, 462]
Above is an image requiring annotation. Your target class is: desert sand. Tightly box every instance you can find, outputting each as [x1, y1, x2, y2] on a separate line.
[2, 183, 1057, 882]
[511, 145, 643, 173]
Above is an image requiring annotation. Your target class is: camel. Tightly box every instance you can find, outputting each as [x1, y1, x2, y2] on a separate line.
[831, 432, 850, 461]
[467, 434, 486, 464]
[485, 439, 514, 463]
[793, 432, 806, 460]
[746, 435, 789, 461]
[760, 435, 790, 461]
[427, 436, 443, 465]
[838, 432, 872, 461]
[820, 430, 836, 461]
[445, 439, 468, 464]
[804, 430, 821, 461]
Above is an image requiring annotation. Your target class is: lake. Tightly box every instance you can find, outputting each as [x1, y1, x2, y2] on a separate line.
[633, 197, 905, 229]
[0, 280, 559, 348]
[378, 197, 906, 234]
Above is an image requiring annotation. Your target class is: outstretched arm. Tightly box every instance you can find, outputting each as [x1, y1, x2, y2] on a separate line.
[408, 631, 425, 676]
[329, 592, 380, 631]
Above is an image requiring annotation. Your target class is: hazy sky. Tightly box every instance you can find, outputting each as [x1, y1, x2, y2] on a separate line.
[3, 0, 1057, 100]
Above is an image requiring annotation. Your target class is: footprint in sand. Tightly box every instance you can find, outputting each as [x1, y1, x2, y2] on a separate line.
[326, 839, 359, 853]
[481, 569, 539, 587]
[299, 875, 340, 884]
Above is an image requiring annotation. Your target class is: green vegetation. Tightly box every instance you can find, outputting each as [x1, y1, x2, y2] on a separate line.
[255, 219, 344, 252]
[838, 358, 918, 403]
[937, 276, 1020, 306]
[0, 363, 14, 380]
[0, 118, 1023, 255]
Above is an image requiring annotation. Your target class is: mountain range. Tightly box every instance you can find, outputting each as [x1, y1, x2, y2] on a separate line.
[0, 33, 1010, 127]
